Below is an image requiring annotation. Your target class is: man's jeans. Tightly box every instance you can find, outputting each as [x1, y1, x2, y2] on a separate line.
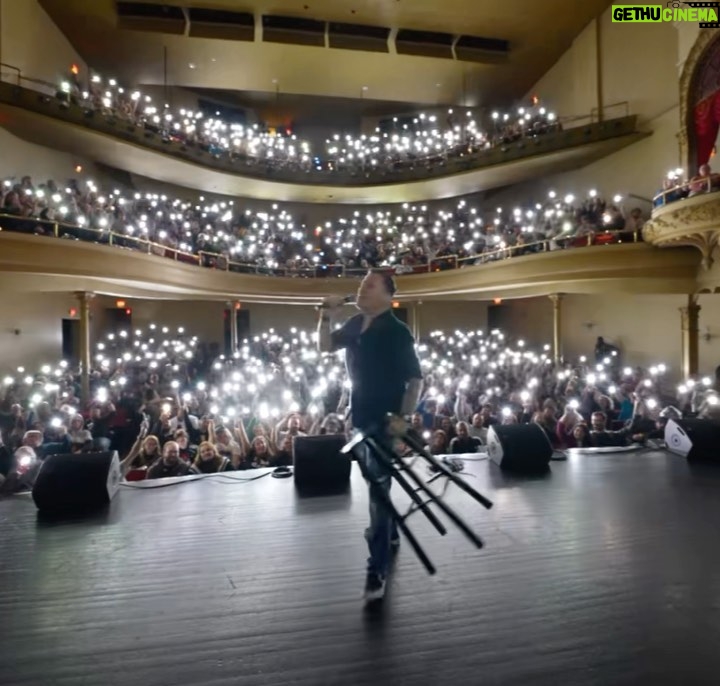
[356, 435, 398, 578]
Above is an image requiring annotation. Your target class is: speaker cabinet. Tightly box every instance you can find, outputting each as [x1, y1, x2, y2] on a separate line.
[487, 424, 552, 473]
[293, 435, 351, 493]
[665, 418, 720, 462]
[32, 451, 121, 514]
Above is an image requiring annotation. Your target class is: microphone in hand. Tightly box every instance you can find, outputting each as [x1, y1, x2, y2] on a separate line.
[318, 295, 355, 310]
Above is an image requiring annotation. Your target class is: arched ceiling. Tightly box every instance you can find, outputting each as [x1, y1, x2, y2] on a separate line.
[39, 0, 613, 109]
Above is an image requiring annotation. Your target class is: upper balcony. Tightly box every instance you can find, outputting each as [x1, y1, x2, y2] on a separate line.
[0, 77, 646, 204]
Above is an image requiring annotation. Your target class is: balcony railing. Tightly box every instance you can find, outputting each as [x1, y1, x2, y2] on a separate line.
[0, 78, 639, 188]
[652, 176, 720, 209]
[0, 212, 642, 279]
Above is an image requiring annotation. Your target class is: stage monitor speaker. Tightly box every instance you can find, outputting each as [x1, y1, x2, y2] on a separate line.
[665, 418, 720, 462]
[293, 435, 351, 493]
[487, 424, 552, 473]
[32, 451, 121, 514]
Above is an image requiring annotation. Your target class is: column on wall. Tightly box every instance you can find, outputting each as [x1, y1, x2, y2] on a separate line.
[74, 291, 94, 404]
[680, 294, 701, 379]
[408, 302, 420, 340]
[227, 301, 239, 353]
[549, 294, 564, 364]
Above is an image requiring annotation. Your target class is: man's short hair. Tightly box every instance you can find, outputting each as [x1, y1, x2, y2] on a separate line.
[369, 269, 397, 296]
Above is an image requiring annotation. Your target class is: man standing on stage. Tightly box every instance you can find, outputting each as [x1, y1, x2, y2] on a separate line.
[318, 271, 423, 602]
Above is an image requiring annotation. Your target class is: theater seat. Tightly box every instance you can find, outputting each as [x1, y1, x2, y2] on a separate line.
[593, 232, 616, 245]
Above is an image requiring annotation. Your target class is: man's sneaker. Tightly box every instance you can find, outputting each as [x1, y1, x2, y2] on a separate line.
[390, 537, 401, 554]
[363, 573, 386, 602]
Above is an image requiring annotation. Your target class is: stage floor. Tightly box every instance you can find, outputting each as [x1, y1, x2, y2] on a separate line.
[2, 450, 720, 685]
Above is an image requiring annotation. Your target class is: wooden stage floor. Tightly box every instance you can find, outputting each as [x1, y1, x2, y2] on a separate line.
[2, 450, 720, 686]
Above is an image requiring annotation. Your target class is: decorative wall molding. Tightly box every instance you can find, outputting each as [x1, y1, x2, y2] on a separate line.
[645, 193, 720, 268]
[0, 232, 701, 303]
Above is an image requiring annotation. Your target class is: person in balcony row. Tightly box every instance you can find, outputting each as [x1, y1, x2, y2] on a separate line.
[688, 163, 720, 197]
[1, 170, 646, 281]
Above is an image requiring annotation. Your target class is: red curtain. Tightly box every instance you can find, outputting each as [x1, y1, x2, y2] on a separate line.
[694, 91, 720, 167]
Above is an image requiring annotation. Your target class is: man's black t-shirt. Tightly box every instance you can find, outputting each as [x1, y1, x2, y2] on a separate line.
[331, 309, 422, 430]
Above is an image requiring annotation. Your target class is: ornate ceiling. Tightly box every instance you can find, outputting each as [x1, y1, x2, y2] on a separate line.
[39, 0, 613, 109]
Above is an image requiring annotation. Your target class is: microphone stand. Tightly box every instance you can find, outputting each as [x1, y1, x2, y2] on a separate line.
[342, 414, 493, 575]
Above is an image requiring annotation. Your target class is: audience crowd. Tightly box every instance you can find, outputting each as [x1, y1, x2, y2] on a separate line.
[654, 164, 720, 207]
[0, 174, 645, 276]
[53, 69, 561, 176]
[0, 69, 715, 497]
[0, 318, 713, 493]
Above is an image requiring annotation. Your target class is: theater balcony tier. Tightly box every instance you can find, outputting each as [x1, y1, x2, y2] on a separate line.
[0, 82, 647, 204]
[645, 192, 720, 272]
[0, 232, 700, 303]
